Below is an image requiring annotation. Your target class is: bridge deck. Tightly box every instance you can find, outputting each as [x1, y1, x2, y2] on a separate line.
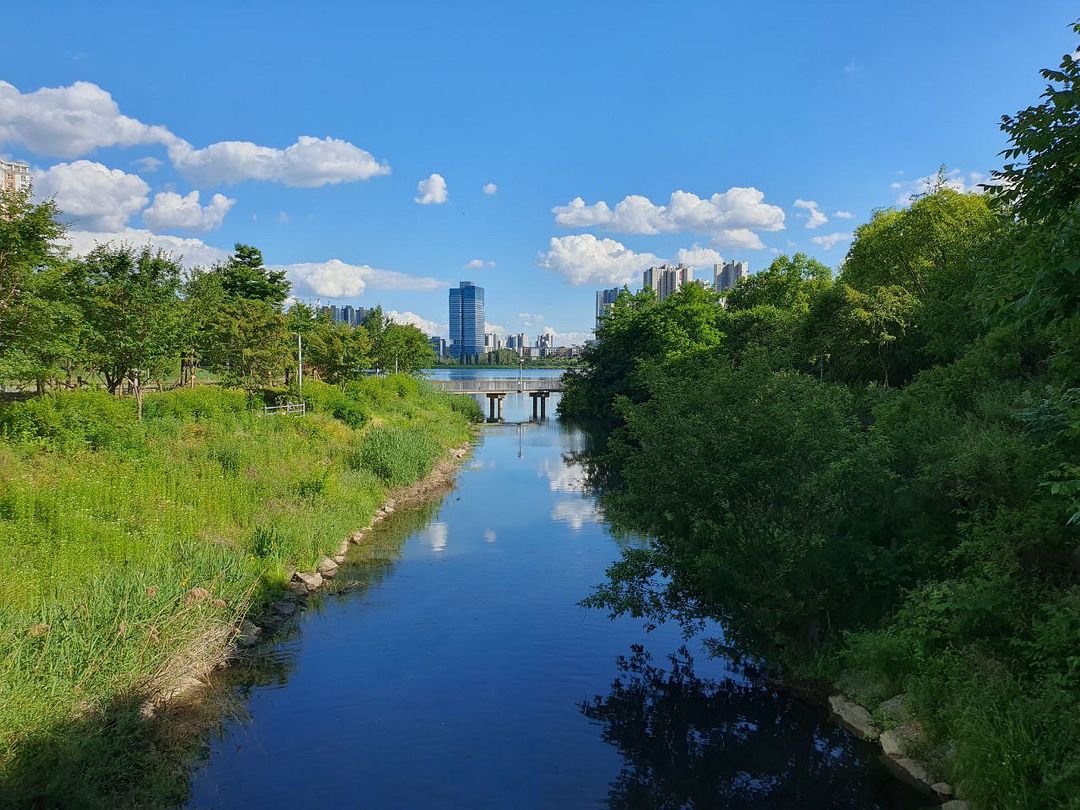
[428, 378, 563, 394]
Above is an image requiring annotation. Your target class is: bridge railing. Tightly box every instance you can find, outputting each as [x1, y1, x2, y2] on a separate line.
[428, 377, 562, 393]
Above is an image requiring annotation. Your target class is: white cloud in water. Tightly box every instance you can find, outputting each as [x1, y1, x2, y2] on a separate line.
[793, 198, 828, 229]
[809, 232, 853, 250]
[415, 172, 448, 204]
[551, 187, 784, 246]
[143, 190, 235, 231]
[34, 160, 150, 230]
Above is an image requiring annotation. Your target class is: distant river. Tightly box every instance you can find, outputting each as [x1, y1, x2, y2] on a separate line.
[186, 377, 920, 809]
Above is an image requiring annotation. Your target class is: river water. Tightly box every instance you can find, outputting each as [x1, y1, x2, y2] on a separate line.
[187, 373, 920, 809]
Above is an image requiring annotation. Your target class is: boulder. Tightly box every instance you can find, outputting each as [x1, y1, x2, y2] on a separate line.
[235, 619, 262, 648]
[292, 571, 323, 591]
[317, 556, 339, 577]
[273, 599, 297, 618]
[932, 782, 954, 800]
[881, 756, 937, 795]
[880, 722, 925, 757]
[828, 695, 881, 741]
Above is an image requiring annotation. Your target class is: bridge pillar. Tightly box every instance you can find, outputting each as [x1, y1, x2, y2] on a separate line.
[530, 391, 549, 420]
[486, 392, 506, 422]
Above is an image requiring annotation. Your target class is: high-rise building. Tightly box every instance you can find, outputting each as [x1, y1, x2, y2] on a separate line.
[643, 263, 692, 301]
[342, 304, 356, 326]
[484, 332, 503, 352]
[714, 260, 749, 292]
[595, 287, 621, 328]
[0, 160, 31, 195]
[429, 336, 446, 357]
[449, 281, 485, 359]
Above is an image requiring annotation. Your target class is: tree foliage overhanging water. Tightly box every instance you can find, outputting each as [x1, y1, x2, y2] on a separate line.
[561, 28, 1080, 810]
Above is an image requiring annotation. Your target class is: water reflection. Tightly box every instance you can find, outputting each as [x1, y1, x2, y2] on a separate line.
[582, 645, 918, 810]
[551, 499, 603, 531]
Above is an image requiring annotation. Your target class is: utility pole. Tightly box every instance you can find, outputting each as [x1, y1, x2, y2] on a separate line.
[297, 333, 303, 390]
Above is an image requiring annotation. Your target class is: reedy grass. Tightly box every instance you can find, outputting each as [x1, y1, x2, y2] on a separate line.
[0, 377, 479, 808]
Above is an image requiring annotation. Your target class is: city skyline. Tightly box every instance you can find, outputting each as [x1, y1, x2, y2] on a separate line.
[1, 3, 1075, 344]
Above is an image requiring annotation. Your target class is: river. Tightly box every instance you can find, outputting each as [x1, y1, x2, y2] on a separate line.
[187, 373, 921, 809]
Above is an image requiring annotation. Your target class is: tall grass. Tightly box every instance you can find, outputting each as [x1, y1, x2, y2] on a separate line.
[0, 377, 478, 808]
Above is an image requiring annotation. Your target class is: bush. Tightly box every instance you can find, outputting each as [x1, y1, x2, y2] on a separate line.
[357, 425, 441, 487]
[0, 391, 140, 452]
[142, 386, 249, 423]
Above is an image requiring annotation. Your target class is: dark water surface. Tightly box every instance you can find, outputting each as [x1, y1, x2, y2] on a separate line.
[187, 383, 921, 809]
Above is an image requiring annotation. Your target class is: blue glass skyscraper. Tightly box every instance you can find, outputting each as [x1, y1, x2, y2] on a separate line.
[449, 281, 485, 359]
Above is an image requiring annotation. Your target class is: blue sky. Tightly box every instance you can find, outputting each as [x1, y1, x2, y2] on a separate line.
[1, 1, 1075, 343]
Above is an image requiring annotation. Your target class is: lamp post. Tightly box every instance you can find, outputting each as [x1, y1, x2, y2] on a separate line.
[297, 333, 303, 390]
[518, 357, 523, 392]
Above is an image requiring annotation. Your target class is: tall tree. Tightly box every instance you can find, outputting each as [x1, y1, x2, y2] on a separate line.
[0, 190, 77, 392]
[67, 245, 186, 400]
[217, 243, 290, 308]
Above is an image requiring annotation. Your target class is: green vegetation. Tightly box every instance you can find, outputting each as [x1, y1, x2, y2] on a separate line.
[0, 379, 479, 808]
[0, 175, 480, 806]
[561, 33, 1080, 810]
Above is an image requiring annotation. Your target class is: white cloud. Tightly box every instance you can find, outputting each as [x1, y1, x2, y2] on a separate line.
[517, 312, 545, 327]
[0, 81, 390, 189]
[538, 234, 662, 286]
[415, 172, 448, 205]
[673, 245, 725, 269]
[276, 211, 289, 224]
[540, 326, 591, 346]
[810, 232, 853, 250]
[793, 198, 828, 229]
[482, 182, 497, 195]
[552, 187, 785, 245]
[272, 258, 442, 300]
[64, 227, 229, 268]
[135, 156, 162, 173]
[485, 321, 506, 336]
[168, 135, 389, 188]
[387, 310, 445, 337]
[464, 258, 495, 270]
[0, 81, 174, 158]
[891, 169, 989, 205]
[833, 210, 853, 219]
[143, 190, 235, 231]
[34, 160, 150, 230]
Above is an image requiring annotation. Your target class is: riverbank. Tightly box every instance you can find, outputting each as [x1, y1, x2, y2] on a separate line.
[0, 377, 480, 809]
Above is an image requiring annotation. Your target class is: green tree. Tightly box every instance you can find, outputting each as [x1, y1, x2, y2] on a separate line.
[377, 322, 435, 373]
[0, 190, 77, 392]
[203, 297, 290, 391]
[216, 243, 289, 308]
[67, 245, 187, 402]
[305, 319, 373, 384]
[725, 253, 831, 313]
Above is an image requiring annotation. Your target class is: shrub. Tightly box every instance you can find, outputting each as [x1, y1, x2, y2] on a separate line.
[0, 391, 140, 452]
[357, 425, 441, 487]
[142, 387, 250, 422]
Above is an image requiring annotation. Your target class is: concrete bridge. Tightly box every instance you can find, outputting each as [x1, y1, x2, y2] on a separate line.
[428, 377, 563, 422]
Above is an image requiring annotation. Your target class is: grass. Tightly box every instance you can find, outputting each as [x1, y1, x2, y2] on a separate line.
[0, 377, 480, 809]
